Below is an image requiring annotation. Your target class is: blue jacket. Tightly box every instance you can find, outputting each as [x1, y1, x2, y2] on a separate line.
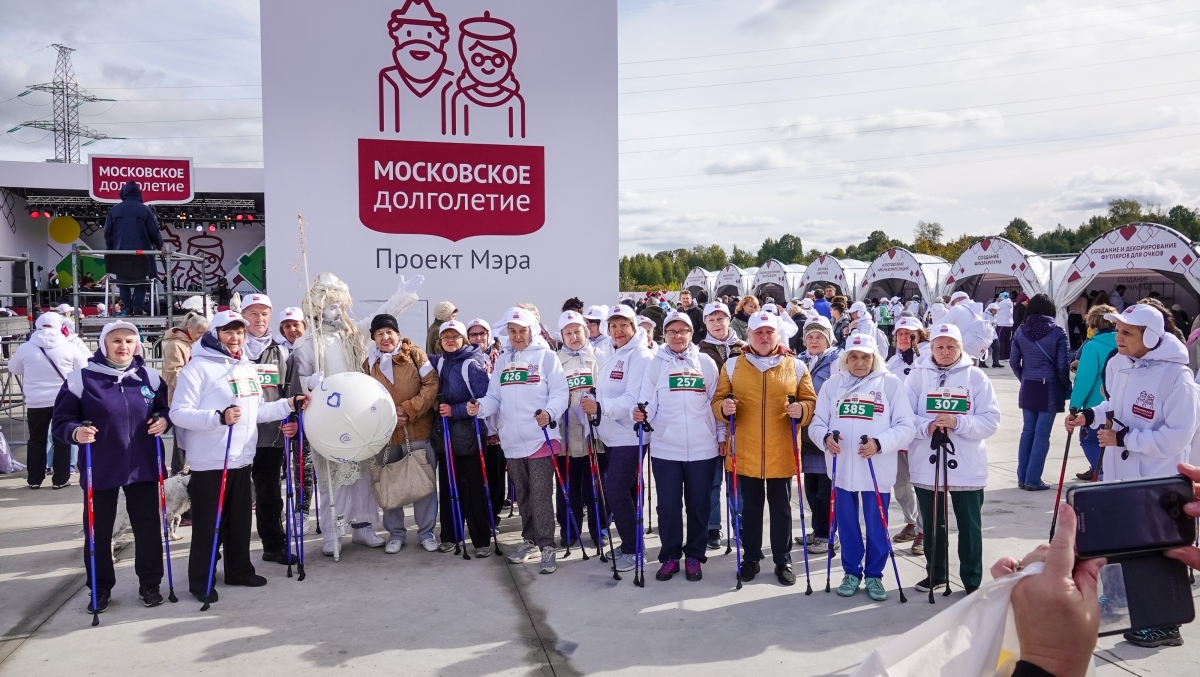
[1010, 315, 1071, 412]
[799, 346, 841, 472]
[103, 182, 163, 252]
[813, 298, 832, 319]
[429, 344, 490, 456]
[51, 352, 171, 491]
[1069, 329, 1116, 411]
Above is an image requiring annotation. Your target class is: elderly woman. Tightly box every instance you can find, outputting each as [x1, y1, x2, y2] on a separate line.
[884, 317, 929, 554]
[465, 317, 506, 517]
[1009, 294, 1070, 490]
[730, 295, 760, 340]
[365, 313, 440, 554]
[162, 311, 211, 478]
[52, 321, 171, 612]
[1068, 305, 1116, 481]
[714, 311, 817, 586]
[904, 323, 1001, 595]
[810, 333, 915, 601]
[796, 316, 841, 555]
[9, 312, 87, 489]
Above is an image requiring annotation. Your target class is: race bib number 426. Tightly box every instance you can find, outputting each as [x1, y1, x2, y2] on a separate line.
[501, 363, 530, 385]
[926, 389, 970, 414]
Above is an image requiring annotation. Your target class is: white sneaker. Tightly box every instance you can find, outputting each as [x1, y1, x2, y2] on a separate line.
[539, 546, 557, 574]
[301, 513, 312, 536]
[352, 526, 385, 548]
[507, 539, 538, 564]
[385, 539, 403, 554]
[615, 553, 637, 572]
[420, 537, 439, 552]
[322, 540, 336, 557]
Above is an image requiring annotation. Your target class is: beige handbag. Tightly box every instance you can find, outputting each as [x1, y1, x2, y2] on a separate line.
[370, 427, 435, 510]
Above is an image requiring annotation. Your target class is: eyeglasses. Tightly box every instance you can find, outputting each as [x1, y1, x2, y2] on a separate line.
[467, 331, 489, 339]
[471, 53, 506, 68]
[664, 329, 692, 338]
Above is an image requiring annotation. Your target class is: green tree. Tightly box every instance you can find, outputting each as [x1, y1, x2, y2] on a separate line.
[730, 245, 757, 268]
[911, 221, 944, 256]
[1107, 199, 1143, 226]
[1002, 217, 1033, 247]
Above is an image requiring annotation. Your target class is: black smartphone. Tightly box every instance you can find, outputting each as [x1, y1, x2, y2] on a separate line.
[1068, 475, 1195, 558]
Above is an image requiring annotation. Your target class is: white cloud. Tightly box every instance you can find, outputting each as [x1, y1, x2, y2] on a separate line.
[878, 192, 958, 213]
[774, 109, 1004, 143]
[701, 147, 789, 174]
[618, 189, 669, 215]
[1032, 166, 1191, 214]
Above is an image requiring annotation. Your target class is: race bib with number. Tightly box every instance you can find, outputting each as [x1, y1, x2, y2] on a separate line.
[229, 374, 261, 398]
[255, 364, 280, 388]
[668, 368, 705, 392]
[837, 394, 876, 420]
[500, 362, 530, 386]
[565, 368, 594, 391]
[926, 387, 970, 414]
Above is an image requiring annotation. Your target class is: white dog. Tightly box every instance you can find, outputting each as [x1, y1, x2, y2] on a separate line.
[110, 473, 192, 552]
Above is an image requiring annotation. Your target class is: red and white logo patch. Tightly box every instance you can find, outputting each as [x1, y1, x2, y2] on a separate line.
[1132, 390, 1155, 420]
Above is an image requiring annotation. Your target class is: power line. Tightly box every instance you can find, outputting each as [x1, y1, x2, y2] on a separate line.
[618, 78, 1200, 142]
[620, 88, 1200, 155]
[618, 10, 1200, 81]
[623, 121, 1200, 182]
[619, 0, 1180, 64]
[86, 84, 262, 90]
[620, 34, 1200, 95]
[85, 116, 262, 125]
[625, 128, 1200, 195]
[620, 0, 729, 12]
[73, 36, 260, 45]
[619, 49, 1200, 116]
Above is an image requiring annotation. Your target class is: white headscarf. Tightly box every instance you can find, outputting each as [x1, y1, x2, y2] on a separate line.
[365, 342, 403, 384]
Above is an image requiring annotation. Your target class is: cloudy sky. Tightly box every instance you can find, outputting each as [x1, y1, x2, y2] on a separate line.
[2, 1, 1199, 256]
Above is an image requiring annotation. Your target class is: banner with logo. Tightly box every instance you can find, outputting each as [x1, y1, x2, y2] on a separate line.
[261, 0, 617, 324]
[942, 237, 1049, 299]
[89, 155, 194, 205]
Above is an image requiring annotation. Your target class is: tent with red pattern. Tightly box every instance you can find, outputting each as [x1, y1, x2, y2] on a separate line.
[941, 236, 1051, 302]
[714, 263, 758, 298]
[798, 254, 869, 297]
[1053, 222, 1200, 325]
[858, 248, 949, 303]
[682, 266, 718, 302]
[752, 259, 807, 302]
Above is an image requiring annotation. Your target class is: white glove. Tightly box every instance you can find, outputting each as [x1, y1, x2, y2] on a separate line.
[400, 274, 424, 295]
[304, 372, 324, 392]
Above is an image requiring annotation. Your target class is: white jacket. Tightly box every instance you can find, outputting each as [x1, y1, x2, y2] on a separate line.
[1092, 335, 1199, 480]
[588, 335, 655, 448]
[942, 301, 992, 361]
[477, 343, 568, 458]
[9, 330, 88, 408]
[903, 353, 1001, 489]
[169, 338, 294, 472]
[557, 343, 600, 458]
[810, 368, 915, 492]
[995, 298, 1014, 327]
[634, 344, 722, 463]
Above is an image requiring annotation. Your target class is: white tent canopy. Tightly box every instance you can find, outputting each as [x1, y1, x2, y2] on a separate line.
[941, 237, 1051, 301]
[799, 255, 869, 296]
[858, 248, 949, 303]
[1054, 222, 1200, 325]
[752, 259, 806, 302]
[682, 266, 718, 301]
[714, 264, 758, 297]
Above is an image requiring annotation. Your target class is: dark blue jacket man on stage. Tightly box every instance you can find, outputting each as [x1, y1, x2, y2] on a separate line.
[103, 181, 163, 315]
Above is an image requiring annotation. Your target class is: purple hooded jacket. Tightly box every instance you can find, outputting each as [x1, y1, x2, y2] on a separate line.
[52, 351, 171, 491]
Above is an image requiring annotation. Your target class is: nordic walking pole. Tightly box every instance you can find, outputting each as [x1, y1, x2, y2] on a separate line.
[153, 431, 178, 602]
[1048, 406, 1080, 541]
[202, 419, 235, 611]
[786, 395, 812, 595]
[825, 431, 840, 594]
[646, 446, 654, 535]
[439, 407, 470, 560]
[634, 409, 647, 587]
[564, 406, 597, 560]
[296, 415, 310, 572]
[582, 417, 607, 561]
[558, 409, 589, 560]
[1095, 411, 1115, 483]
[81, 421, 100, 626]
[300, 416, 319, 536]
[469, 400, 501, 556]
[535, 411, 584, 560]
[927, 430, 942, 605]
[587, 407, 621, 579]
[862, 435, 907, 603]
[941, 439, 953, 598]
[725, 394, 743, 591]
[281, 416, 297, 579]
[724, 471, 733, 556]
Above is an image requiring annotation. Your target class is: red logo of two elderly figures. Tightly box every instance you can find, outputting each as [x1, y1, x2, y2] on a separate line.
[378, 0, 525, 139]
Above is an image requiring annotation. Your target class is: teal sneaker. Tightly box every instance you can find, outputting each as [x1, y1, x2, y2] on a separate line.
[865, 577, 887, 601]
[837, 573, 861, 597]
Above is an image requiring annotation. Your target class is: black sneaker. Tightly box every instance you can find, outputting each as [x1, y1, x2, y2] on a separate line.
[775, 564, 797, 586]
[706, 529, 721, 550]
[191, 588, 218, 603]
[87, 588, 110, 613]
[914, 577, 947, 593]
[262, 550, 299, 565]
[739, 559, 760, 582]
[52, 481, 71, 490]
[139, 585, 163, 607]
[27, 483, 40, 490]
[964, 584, 979, 594]
[225, 574, 268, 587]
[1124, 626, 1184, 648]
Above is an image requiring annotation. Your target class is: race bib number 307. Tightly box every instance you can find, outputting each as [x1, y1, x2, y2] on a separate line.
[837, 396, 876, 420]
[926, 388, 970, 414]
[501, 363, 530, 385]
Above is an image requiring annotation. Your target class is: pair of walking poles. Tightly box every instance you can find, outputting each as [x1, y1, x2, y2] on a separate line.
[439, 398, 503, 559]
[534, 409, 590, 562]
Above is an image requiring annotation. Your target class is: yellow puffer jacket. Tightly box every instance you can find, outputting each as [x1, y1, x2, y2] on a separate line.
[711, 348, 817, 479]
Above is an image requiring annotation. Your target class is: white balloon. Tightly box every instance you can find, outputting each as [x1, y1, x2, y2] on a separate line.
[302, 372, 396, 463]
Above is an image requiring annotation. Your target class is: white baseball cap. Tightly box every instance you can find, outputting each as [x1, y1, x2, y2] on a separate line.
[279, 307, 304, 323]
[1105, 304, 1165, 347]
[637, 314, 656, 330]
[663, 310, 692, 330]
[748, 310, 797, 339]
[930, 323, 963, 343]
[986, 303, 999, 312]
[949, 291, 970, 305]
[844, 332, 877, 355]
[799, 298, 814, 309]
[608, 305, 637, 323]
[583, 305, 608, 322]
[210, 310, 248, 335]
[440, 319, 467, 338]
[849, 301, 867, 315]
[466, 318, 491, 337]
[502, 307, 537, 328]
[56, 303, 72, 314]
[703, 302, 729, 318]
[242, 293, 272, 309]
[558, 310, 586, 332]
[894, 316, 925, 333]
[761, 303, 780, 316]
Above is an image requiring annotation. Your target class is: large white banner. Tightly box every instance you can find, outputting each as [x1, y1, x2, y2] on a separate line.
[261, 0, 617, 332]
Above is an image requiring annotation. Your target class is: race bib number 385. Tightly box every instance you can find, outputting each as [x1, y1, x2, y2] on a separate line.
[926, 388, 970, 414]
[501, 362, 530, 385]
[837, 395, 876, 420]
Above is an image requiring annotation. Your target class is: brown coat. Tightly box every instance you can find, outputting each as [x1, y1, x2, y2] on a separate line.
[364, 339, 439, 445]
[160, 327, 194, 404]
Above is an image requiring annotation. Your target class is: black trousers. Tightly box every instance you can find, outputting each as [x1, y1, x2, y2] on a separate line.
[83, 480, 163, 591]
[737, 476, 793, 566]
[555, 453, 609, 545]
[27, 406, 71, 487]
[485, 442, 506, 519]
[803, 471, 832, 539]
[437, 449, 493, 548]
[252, 446, 286, 553]
[188, 465, 255, 595]
[652, 456, 718, 562]
[170, 444, 186, 476]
